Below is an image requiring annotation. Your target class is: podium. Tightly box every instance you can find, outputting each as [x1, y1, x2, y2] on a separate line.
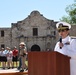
[28, 51, 70, 75]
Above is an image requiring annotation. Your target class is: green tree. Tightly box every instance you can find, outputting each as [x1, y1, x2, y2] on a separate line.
[60, 2, 76, 24]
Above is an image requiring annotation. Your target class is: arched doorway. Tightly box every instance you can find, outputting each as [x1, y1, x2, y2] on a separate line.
[31, 44, 40, 51]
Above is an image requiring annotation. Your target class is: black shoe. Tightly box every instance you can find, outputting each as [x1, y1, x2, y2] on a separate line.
[20, 69, 24, 72]
[12, 67, 14, 69]
[25, 68, 28, 70]
[3, 68, 5, 69]
[8, 67, 10, 69]
[17, 67, 20, 70]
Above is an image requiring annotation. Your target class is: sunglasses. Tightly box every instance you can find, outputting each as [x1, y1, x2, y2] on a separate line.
[20, 44, 24, 46]
[58, 29, 66, 32]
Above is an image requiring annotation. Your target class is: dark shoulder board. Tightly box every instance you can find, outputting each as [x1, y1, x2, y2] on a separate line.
[70, 36, 76, 39]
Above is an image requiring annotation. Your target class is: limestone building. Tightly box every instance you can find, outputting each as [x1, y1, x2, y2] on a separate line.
[0, 11, 76, 51]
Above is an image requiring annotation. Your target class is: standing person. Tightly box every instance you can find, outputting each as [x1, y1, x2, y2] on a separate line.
[6, 47, 13, 69]
[12, 46, 18, 68]
[54, 21, 76, 75]
[0, 48, 2, 67]
[19, 42, 27, 72]
[17, 45, 22, 70]
[2, 47, 9, 69]
[1, 48, 6, 69]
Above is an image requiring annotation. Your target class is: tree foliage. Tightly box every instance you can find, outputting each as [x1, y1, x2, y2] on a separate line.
[60, 1, 76, 24]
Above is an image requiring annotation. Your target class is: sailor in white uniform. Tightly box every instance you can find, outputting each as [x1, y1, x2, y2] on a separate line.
[54, 21, 76, 75]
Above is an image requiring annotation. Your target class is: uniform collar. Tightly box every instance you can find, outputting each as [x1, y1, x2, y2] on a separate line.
[62, 36, 71, 43]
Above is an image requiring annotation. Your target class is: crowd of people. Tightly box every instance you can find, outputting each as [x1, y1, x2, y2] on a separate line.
[0, 42, 28, 72]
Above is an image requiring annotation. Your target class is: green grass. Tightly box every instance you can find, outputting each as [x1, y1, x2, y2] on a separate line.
[0, 61, 28, 68]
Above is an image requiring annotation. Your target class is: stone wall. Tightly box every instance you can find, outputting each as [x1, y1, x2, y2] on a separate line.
[0, 28, 12, 48]
[0, 10, 76, 51]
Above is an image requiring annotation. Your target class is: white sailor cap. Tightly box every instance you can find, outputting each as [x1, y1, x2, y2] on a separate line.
[56, 21, 71, 30]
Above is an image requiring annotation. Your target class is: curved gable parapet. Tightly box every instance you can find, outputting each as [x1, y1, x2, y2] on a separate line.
[11, 10, 58, 29]
[30, 10, 41, 16]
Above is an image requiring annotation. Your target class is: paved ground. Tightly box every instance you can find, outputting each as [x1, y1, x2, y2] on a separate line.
[0, 68, 28, 73]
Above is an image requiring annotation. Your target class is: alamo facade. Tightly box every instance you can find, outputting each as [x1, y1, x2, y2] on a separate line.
[0, 10, 76, 51]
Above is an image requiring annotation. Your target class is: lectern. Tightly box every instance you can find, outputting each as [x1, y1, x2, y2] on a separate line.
[28, 51, 70, 75]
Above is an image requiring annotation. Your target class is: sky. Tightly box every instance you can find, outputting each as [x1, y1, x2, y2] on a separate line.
[0, 0, 74, 27]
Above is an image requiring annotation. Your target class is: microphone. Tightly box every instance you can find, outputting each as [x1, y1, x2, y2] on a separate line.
[59, 36, 62, 49]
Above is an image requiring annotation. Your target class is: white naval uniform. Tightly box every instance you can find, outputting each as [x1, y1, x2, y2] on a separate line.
[54, 36, 76, 75]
